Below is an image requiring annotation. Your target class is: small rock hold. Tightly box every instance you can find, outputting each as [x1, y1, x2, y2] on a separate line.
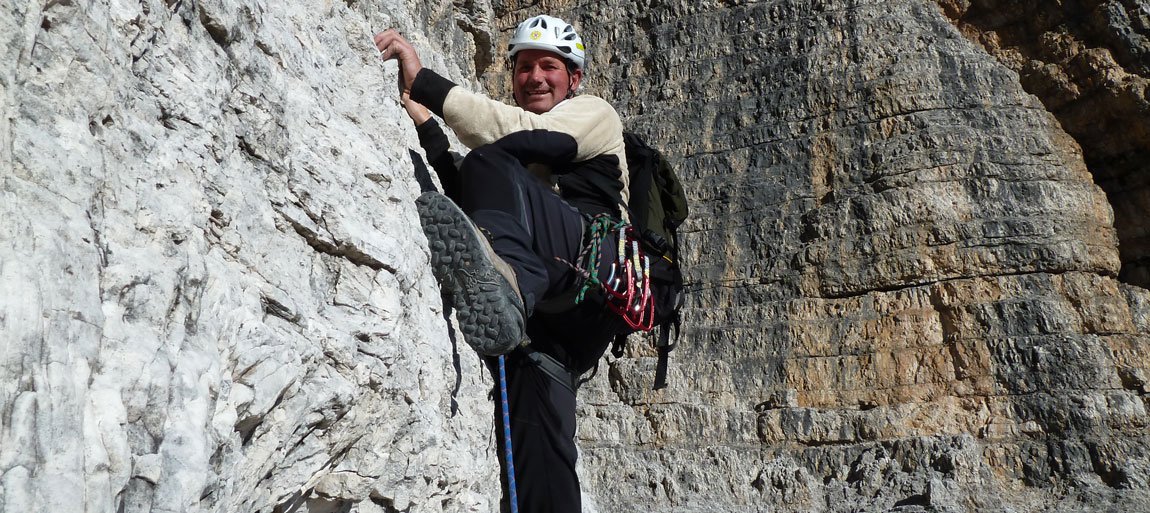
[756, 389, 798, 411]
[132, 454, 163, 484]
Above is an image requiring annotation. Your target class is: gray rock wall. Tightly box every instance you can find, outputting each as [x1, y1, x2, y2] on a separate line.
[2, 1, 501, 512]
[939, 0, 1150, 290]
[4, 0, 1150, 512]
[494, 0, 1150, 511]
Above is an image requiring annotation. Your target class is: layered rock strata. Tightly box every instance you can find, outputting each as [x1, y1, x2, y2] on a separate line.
[486, 0, 1150, 511]
[939, 0, 1150, 287]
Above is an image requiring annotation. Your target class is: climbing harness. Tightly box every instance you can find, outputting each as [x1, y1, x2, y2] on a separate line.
[498, 355, 519, 513]
[524, 348, 579, 394]
[559, 214, 657, 332]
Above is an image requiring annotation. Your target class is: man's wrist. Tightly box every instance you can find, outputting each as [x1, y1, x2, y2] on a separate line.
[415, 117, 440, 133]
[410, 68, 456, 118]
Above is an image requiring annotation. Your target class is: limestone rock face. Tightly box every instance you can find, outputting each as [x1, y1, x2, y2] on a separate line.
[490, 0, 1150, 512]
[4, 0, 1150, 512]
[2, 1, 500, 512]
[940, 0, 1150, 288]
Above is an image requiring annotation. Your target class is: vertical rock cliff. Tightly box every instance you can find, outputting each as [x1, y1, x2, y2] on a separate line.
[3, 1, 502, 511]
[3, 0, 1149, 512]
[940, 0, 1150, 288]
[491, 0, 1150, 512]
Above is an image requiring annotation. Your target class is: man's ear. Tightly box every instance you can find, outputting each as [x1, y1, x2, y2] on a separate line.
[569, 68, 584, 93]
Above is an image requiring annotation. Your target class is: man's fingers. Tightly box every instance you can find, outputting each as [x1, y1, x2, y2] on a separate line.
[373, 29, 421, 93]
[373, 29, 397, 55]
[373, 29, 412, 59]
[372, 31, 388, 49]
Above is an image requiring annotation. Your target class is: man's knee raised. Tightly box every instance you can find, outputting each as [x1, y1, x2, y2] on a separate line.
[460, 144, 522, 179]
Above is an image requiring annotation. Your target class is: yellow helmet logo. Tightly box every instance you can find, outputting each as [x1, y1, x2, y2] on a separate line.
[530, 30, 542, 41]
[576, 42, 585, 51]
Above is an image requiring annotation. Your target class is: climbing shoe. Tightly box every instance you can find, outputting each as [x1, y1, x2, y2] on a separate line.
[416, 191, 528, 356]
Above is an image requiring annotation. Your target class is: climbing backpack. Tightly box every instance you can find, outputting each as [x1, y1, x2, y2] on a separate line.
[618, 132, 688, 389]
[562, 132, 688, 389]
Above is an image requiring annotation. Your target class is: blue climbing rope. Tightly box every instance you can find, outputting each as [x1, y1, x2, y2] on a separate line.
[498, 355, 519, 513]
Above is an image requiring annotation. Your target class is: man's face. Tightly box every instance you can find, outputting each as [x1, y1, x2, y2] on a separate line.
[512, 49, 584, 114]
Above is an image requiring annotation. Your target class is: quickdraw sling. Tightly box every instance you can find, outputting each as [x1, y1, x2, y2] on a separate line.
[561, 214, 658, 332]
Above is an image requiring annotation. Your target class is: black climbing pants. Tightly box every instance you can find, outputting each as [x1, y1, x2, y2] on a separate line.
[458, 142, 618, 513]
[457, 143, 586, 315]
[490, 350, 579, 513]
[488, 302, 619, 513]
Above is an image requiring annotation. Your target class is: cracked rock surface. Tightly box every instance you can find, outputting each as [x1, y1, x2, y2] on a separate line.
[3, 1, 498, 512]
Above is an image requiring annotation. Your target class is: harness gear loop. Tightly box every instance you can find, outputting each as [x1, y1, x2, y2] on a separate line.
[554, 214, 657, 331]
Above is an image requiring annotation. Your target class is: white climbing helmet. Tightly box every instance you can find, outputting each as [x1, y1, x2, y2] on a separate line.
[507, 15, 586, 70]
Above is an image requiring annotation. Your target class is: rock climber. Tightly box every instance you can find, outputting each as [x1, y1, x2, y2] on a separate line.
[375, 14, 627, 513]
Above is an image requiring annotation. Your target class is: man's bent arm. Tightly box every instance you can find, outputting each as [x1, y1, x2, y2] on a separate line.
[414, 118, 462, 199]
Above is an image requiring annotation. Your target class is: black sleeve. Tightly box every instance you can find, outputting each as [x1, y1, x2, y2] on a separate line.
[415, 118, 461, 199]
[410, 68, 456, 118]
[490, 129, 579, 172]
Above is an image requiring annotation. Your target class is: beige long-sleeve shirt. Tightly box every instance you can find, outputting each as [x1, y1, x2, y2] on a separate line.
[411, 68, 630, 214]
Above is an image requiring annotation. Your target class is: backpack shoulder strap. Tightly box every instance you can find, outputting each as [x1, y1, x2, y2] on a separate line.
[623, 132, 655, 230]
[654, 153, 689, 231]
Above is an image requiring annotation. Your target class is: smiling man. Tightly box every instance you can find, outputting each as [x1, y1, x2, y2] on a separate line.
[375, 15, 628, 513]
[514, 47, 580, 114]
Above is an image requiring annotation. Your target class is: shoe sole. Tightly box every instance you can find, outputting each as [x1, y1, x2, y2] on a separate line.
[416, 192, 526, 356]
